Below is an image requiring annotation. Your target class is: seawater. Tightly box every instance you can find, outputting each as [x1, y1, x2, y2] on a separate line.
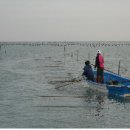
[0, 42, 130, 128]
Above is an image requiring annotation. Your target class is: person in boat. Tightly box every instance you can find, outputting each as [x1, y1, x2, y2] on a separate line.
[95, 50, 104, 83]
[82, 60, 94, 81]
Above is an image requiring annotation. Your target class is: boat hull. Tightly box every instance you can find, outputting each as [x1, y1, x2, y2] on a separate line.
[86, 80, 107, 94]
[107, 85, 130, 98]
[85, 70, 130, 98]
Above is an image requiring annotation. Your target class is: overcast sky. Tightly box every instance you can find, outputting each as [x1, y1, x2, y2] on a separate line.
[0, 0, 130, 41]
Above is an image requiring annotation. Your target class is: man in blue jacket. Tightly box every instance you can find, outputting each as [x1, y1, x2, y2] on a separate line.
[82, 60, 94, 81]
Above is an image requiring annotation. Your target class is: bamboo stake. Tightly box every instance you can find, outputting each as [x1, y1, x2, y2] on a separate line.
[118, 60, 121, 75]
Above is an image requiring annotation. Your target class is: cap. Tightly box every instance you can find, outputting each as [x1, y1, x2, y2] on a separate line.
[97, 50, 101, 54]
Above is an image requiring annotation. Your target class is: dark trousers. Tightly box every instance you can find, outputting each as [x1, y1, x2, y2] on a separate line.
[97, 68, 104, 83]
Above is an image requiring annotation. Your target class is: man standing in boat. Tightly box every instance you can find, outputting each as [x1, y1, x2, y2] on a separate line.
[82, 60, 94, 81]
[95, 50, 104, 83]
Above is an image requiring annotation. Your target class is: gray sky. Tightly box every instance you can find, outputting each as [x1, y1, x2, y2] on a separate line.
[0, 0, 130, 41]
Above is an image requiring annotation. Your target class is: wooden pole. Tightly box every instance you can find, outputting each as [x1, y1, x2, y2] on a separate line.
[63, 45, 66, 64]
[71, 52, 73, 59]
[88, 52, 90, 61]
[118, 60, 121, 75]
[76, 50, 79, 62]
[64, 45, 66, 56]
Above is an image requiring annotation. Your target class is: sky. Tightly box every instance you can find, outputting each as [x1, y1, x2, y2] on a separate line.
[0, 0, 130, 41]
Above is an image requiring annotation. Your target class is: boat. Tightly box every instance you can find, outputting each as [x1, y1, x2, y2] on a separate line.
[85, 70, 130, 98]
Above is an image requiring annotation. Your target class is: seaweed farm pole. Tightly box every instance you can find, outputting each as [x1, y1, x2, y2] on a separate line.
[71, 52, 73, 59]
[64, 45, 66, 56]
[0, 45, 1, 59]
[118, 60, 121, 75]
[103, 52, 104, 58]
[88, 52, 90, 61]
[76, 50, 79, 62]
[63, 45, 66, 64]
[4, 46, 6, 54]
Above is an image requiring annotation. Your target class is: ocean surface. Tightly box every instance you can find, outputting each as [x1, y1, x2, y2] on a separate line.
[0, 41, 130, 128]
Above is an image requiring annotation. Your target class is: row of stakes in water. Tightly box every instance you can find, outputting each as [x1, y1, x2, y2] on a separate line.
[0, 42, 130, 47]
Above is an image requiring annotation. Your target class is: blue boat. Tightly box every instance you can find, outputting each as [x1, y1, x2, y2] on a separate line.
[85, 70, 130, 98]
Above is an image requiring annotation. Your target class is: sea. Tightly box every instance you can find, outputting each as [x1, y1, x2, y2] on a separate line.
[0, 41, 130, 128]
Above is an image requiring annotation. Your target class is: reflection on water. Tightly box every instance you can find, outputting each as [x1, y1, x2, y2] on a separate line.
[108, 94, 130, 104]
[85, 88, 106, 118]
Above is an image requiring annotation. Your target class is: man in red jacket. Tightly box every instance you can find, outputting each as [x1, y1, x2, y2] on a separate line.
[95, 50, 104, 83]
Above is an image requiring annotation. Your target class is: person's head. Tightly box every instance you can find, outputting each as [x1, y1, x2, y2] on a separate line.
[85, 60, 90, 65]
[97, 50, 101, 55]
